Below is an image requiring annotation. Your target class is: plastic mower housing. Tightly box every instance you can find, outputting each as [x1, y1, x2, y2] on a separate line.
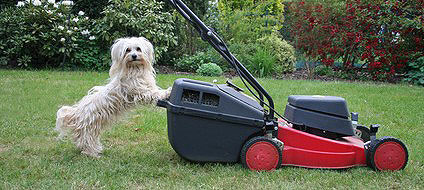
[158, 78, 264, 162]
[284, 95, 355, 139]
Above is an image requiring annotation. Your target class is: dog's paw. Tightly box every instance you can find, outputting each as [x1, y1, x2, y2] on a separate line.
[165, 87, 172, 98]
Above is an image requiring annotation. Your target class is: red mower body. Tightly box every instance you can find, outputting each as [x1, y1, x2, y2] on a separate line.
[277, 119, 367, 169]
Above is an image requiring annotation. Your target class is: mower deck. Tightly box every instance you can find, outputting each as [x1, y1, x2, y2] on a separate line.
[278, 119, 366, 169]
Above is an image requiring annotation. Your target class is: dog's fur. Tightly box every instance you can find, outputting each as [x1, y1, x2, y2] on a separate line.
[55, 37, 171, 157]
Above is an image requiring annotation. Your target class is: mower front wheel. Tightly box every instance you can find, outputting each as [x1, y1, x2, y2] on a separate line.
[368, 136, 408, 171]
[240, 136, 283, 171]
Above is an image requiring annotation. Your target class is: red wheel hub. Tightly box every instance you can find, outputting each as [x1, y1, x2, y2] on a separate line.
[374, 141, 407, 171]
[246, 142, 279, 171]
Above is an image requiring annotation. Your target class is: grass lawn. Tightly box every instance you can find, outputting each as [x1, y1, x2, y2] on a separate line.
[0, 69, 423, 189]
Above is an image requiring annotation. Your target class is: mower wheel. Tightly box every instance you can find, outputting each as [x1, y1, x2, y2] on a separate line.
[240, 136, 282, 171]
[355, 125, 371, 142]
[368, 136, 408, 171]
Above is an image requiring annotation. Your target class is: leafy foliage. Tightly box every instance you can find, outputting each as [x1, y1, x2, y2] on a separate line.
[404, 56, 424, 86]
[314, 65, 334, 76]
[196, 63, 223, 77]
[246, 47, 276, 78]
[94, 0, 177, 62]
[174, 51, 216, 72]
[72, 0, 109, 19]
[0, 1, 100, 69]
[217, 0, 285, 43]
[286, 0, 424, 81]
[257, 33, 296, 74]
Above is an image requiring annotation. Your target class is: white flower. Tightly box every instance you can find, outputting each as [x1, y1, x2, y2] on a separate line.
[89, 36, 96, 40]
[78, 11, 85, 16]
[60, 38, 65, 42]
[58, 26, 64, 30]
[85, 17, 89, 20]
[81, 29, 90, 35]
[73, 27, 78, 31]
[16, 1, 25, 7]
[62, 0, 74, 6]
[58, 13, 63, 17]
[67, 30, 72, 34]
[72, 18, 79, 22]
[48, 0, 55, 4]
[53, 3, 59, 8]
[46, 10, 52, 14]
[33, 0, 42, 6]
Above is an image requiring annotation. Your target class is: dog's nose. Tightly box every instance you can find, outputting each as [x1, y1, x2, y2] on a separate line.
[132, 54, 137, 60]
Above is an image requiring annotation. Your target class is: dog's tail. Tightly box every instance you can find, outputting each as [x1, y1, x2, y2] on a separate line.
[55, 106, 74, 140]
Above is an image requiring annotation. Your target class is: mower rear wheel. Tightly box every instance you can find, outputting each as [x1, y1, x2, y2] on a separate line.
[368, 136, 408, 171]
[355, 125, 371, 142]
[240, 136, 282, 171]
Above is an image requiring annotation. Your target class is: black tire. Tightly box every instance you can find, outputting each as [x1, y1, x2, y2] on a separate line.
[240, 136, 283, 171]
[367, 136, 408, 171]
[355, 125, 371, 142]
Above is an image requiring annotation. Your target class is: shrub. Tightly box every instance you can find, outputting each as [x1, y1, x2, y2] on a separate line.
[0, 1, 101, 69]
[404, 56, 424, 86]
[0, 0, 17, 9]
[314, 65, 334, 76]
[95, 0, 177, 62]
[246, 47, 276, 78]
[218, 0, 285, 42]
[72, 0, 109, 19]
[174, 51, 215, 72]
[286, 0, 424, 81]
[257, 33, 296, 74]
[196, 63, 223, 76]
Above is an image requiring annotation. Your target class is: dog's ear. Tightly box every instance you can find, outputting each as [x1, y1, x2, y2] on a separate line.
[139, 37, 155, 65]
[109, 38, 125, 78]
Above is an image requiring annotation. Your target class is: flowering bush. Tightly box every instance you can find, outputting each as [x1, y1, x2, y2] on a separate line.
[287, 0, 424, 81]
[0, 0, 102, 68]
[94, 0, 176, 62]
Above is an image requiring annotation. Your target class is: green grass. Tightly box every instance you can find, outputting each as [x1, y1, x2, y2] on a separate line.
[0, 69, 423, 189]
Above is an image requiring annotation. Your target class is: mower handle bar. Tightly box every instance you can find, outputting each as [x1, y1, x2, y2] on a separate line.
[167, 0, 275, 120]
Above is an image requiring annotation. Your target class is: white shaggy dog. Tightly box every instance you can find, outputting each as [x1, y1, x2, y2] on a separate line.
[55, 37, 171, 157]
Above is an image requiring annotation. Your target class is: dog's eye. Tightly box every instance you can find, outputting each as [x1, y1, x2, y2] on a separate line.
[136, 47, 141, 52]
[125, 48, 131, 53]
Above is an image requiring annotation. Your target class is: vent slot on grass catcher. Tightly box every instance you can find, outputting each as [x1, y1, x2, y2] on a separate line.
[182, 89, 200, 104]
[201, 93, 220, 107]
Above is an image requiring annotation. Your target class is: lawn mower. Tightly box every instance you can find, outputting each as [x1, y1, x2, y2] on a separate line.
[157, 0, 409, 171]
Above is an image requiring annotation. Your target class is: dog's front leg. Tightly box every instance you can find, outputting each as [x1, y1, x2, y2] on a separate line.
[151, 87, 172, 102]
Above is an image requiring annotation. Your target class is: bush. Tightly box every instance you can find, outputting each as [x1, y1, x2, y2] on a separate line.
[314, 65, 334, 76]
[404, 56, 424, 86]
[257, 33, 296, 74]
[287, 0, 424, 81]
[174, 51, 216, 72]
[196, 63, 223, 76]
[0, 1, 101, 69]
[72, 0, 109, 19]
[95, 0, 177, 62]
[0, 0, 17, 9]
[218, 0, 285, 43]
[246, 47, 276, 78]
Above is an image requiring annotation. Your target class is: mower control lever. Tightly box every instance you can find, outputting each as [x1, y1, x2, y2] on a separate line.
[370, 124, 380, 142]
[226, 80, 244, 92]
